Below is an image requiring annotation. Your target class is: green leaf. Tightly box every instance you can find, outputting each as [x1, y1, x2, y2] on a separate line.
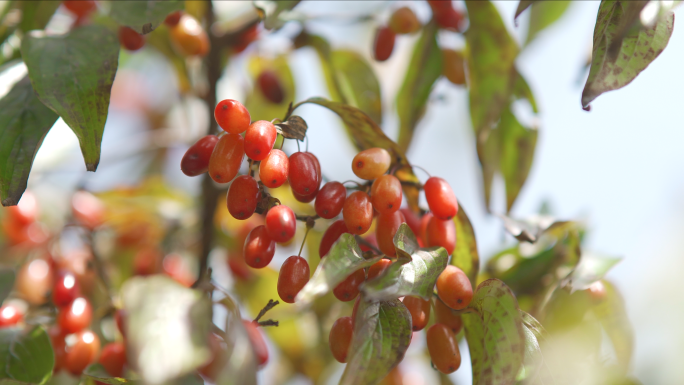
[0, 76, 59, 206]
[361, 224, 448, 301]
[244, 56, 295, 122]
[253, 1, 300, 30]
[83, 364, 136, 385]
[17, 1, 60, 34]
[462, 279, 525, 385]
[216, 295, 258, 385]
[295, 233, 382, 306]
[592, 281, 633, 374]
[0, 326, 54, 385]
[518, 310, 547, 381]
[525, 1, 572, 45]
[452, 203, 479, 288]
[0, 268, 15, 304]
[498, 108, 538, 212]
[581, 1, 674, 109]
[21, 25, 119, 172]
[121, 275, 212, 384]
[340, 299, 411, 385]
[109, 0, 185, 34]
[396, 22, 442, 152]
[564, 253, 621, 292]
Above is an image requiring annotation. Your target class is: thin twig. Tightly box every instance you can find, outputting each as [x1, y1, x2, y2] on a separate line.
[355, 235, 382, 255]
[295, 214, 320, 222]
[257, 319, 279, 327]
[254, 299, 279, 323]
[298, 224, 312, 257]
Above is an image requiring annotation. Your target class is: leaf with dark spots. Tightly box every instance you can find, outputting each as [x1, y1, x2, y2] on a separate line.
[275, 115, 307, 140]
[518, 310, 547, 381]
[21, 25, 119, 172]
[109, 0, 185, 35]
[0, 76, 58, 206]
[0, 326, 54, 385]
[452, 203, 479, 288]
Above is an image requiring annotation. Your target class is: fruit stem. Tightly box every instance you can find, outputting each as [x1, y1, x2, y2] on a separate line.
[355, 235, 383, 256]
[295, 214, 320, 222]
[257, 319, 279, 327]
[254, 299, 279, 323]
[298, 224, 312, 257]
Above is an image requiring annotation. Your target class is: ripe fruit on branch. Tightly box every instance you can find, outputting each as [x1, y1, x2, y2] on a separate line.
[424, 177, 458, 220]
[53, 271, 81, 308]
[434, 7, 464, 31]
[373, 26, 396, 62]
[164, 11, 182, 27]
[277, 256, 310, 303]
[257, 70, 285, 104]
[389, 7, 421, 34]
[436, 265, 472, 310]
[399, 208, 423, 245]
[371, 175, 402, 214]
[442, 49, 466, 85]
[315, 182, 347, 219]
[119, 27, 145, 51]
[58, 297, 93, 334]
[227, 251, 252, 281]
[181, 135, 219, 177]
[376, 210, 406, 257]
[63, 1, 97, 18]
[426, 323, 461, 374]
[232, 25, 258, 54]
[214, 99, 251, 134]
[425, 215, 456, 255]
[50, 327, 67, 372]
[434, 297, 462, 333]
[259, 149, 289, 188]
[99, 342, 126, 377]
[427, 0, 453, 12]
[288, 152, 319, 196]
[265, 205, 296, 243]
[403, 296, 430, 331]
[243, 320, 269, 366]
[329, 316, 353, 363]
[0, 304, 23, 328]
[208, 133, 245, 183]
[352, 148, 391, 180]
[71, 190, 105, 229]
[15, 258, 53, 305]
[333, 269, 365, 302]
[243, 225, 275, 268]
[319, 220, 350, 258]
[368, 259, 392, 280]
[227, 176, 260, 220]
[343, 191, 373, 235]
[64, 330, 100, 375]
[244, 120, 277, 161]
[170, 14, 210, 56]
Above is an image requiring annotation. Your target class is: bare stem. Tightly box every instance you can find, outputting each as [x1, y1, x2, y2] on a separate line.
[257, 319, 279, 327]
[355, 235, 383, 256]
[254, 299, 279, 323]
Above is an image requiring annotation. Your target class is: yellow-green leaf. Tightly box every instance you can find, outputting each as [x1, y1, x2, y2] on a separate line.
[245, 55, 295, 122]
[452, 203, 479, 287]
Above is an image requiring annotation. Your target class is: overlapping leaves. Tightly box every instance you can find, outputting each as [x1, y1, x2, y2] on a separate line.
[0, 326, 54, 385]
[109, 0, 185, 34]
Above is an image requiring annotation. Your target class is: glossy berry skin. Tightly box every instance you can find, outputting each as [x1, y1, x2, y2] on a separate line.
[389, 7, 421, 34]
[208, 133, 245, 183]
[292, 190, 317, 204]
[232, 25, 258, 54]
[214, 99, 251, 134]
[64, 330, 100, 375]
[333, 269, 365, 302]
[399, 208, 422, 242]
[376, 211, 406, 257]
[243, 225, 275, 268]
[288, 152, 318, 196]
[243, 320, 268, 366]
[373, 26, 396, 62]
[434, 7, 463, 31]
[265, 205, 296, 243]
[352, 148, 391, 180]
[257, 70, 284, 104]
[424, 177, 458, 220]
[427, 323, 461, 374]
[329, 316, 353, 363]
[371, 175, 402, 214]
[319, 220, 350, 258]
[342, 191, 373, 235]
[315, 182, 346, 219]
[227, 251, 252, 281]
[170, 14, 210, 56]
[244, 120, 277, 161]
[306, 152, 322, 190]
[181, 135, 219, 176]
[434, 298, 463, 333]
[63, 1, 96, 17]
[119, 27, 145, 51]
[58, 297, 93, 334]
[367, 259, 392, 280]
[436, 265, 473, 310]
[277, 256, 310, 303]
[52, 271, 81, 308]
[98, 342, 126, 377]
[403, 296, 430, 331]
[227, 176, 260, 220]
[442, 49, 466, 85]
[164, 11, 182, 26]
[259, 149, 289, 188]
[425, 216, 456, 255]
[0, 305, 22, 328]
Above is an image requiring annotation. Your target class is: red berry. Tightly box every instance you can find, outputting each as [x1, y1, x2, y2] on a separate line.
[243, 320, 268, 366]
[306, 152, 322, 191]
[427, 323, 461, 374]
[265, 205, 296, 243]
[98, 342, 126, 377]
[427, 0, 452, 12]
[373, 26, 396, 62]
[232, 25, 258, 54]
[315, 182, 346, 219]
[52, 271, 81, 308]
[292, 189, 317, 203]
[277, 256, 310, 303]
[15, 258, 53, 305]
[389, 7, 421, 34]
[162, 254, 195, 287]
[214, 99, 251, 134]
[399, 208, 422, 244]
[359, 233, 378, 253]
[288, 152, 318, 196]
[351, 148, 391, 180]
[63, 1, 96, 18]
[329, 316, 353, 363]
[208, 133, 245, 183]
[227, 176, 260, 220]
[244, 120, 277, 161]
[419, 212, 432, 243]
[333, 269, 365, 302]
[58, 297, 92, 334]
[71, 190, 105, 229]
[342, 191, 373, 235]
[0, 305, 23, 328]
[434, 7, 464, 31]
[370, 175, 402, 214]
[425, 216, 456, 255]
[436, 265, 472, 310]
[227, 251, 252, 281]
[243, 225, 275, 268]
[164, 11, 182, 27]
[259, 149, 289, 188]
[367, 259, 392, 280]
[319, 220, 350, 258]
[119, 27, 145, 51]
[64, 330, 100, 375]
[115, 309, 126, 337]
[170, 14, 210, 56]
[50, 327, 67, 372]
[257, 70, 284, 104]
[133, 247, 161, 276]
[403, 296, 430, 331]
[376, 211, 406, 257]
[434, 298, 462, 333]
[424, 177, 458, 220]
[181, 135, 219, 176]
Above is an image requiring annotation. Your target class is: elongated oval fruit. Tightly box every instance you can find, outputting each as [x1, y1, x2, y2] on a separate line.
[427, 323, 461, 374]
[319, 220, 350, 258]
[277, 256, 310, 303]
[244, 120, 277, 161]
[342, 191, 373, 235]
[0, 304, 22, 327]
[425, 216, 456, 255]
[243, 225, 275, 268]
[63, 0, 97, 17]
[367, 259, 392, 280]
[164, 11, 182, 27]
[288, 152, 318, 195]
[64, 330, 100, 375]
[434, 297, 463, 333]
[424, 177, 458, 220]
[58, 297, 93, 335]
[373, 26, 396, 62]
[208, 133, 245, 183]
[371, 174, 402, 214]
[399, 208, 422, 245]
[170, 14, 210, 56]
[257, 70, 284, 104]
[329, 316, 353, 363]
[98, 342, 126, 377]
[259, 149, 289, 188]
[52, 270, 81, 308]
[119, 27, 145, 51]
[181, 135, 219, 176]
[265, 205, 296, 242]
[243, 320, 269, 366]
[214, 99, 250, 134]
[403, 296, 430, 331]
[315, 182, 347, 219]
[434, 7, 463, 32]
[389, 7, 421, 34]
[442, 49, 466, 85]
[436, 265, 472, 310]
[376, 211, 406, 257]
[227, 175, 260, 220]
[333, 269, 365, 302]
[352, 148, 391, 180]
